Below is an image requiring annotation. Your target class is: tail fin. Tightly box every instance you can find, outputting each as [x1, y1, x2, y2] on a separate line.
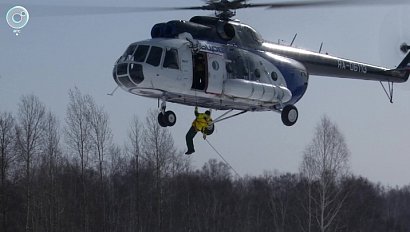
[386, 52, 410, 83]
[397, 51, 410, 70]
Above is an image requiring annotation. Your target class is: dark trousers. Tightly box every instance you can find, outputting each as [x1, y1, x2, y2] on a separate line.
[185, 126, 197, 152]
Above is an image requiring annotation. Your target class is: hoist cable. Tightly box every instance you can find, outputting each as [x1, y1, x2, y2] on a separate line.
[194, 89, 198, 107]
[205, 138, 242, 179]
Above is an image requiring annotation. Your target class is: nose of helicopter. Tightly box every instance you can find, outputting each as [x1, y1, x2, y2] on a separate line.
[113, 62, 144, 88]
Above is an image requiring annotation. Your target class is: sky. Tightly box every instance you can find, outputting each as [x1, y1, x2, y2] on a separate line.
[1, 0, 410, 186]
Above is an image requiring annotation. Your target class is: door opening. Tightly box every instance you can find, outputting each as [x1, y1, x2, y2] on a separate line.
[192, 52, 208, 91]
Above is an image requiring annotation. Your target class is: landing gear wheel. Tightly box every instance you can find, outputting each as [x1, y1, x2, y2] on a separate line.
[281, 105, 298, 126]
[158, 113, 168, 127]
[204, 123, 215, 135]
[158, 111, 177, 127]
[164, 111, 176, 127]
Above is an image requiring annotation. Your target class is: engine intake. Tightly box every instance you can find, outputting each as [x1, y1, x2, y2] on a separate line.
[217, 21, 235, 41]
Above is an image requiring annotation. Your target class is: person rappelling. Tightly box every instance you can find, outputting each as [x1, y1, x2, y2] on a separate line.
[185, 106, 213, 155]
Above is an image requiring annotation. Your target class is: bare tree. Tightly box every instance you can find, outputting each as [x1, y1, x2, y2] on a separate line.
[87, 99, 112, 232]
[143, 110, 169, 232]
[142, 110, 189, 231]
[300, 116, 350, 232]
[108, 145, 126, 176]
[65, 87, 93, 232]
[266, 173, 298, 232]
[88, 100, 112, 179]
[0, 112, 16, 232]
[65, 87, 93, 167]
[201, 159, 231, 181]
[142, 110, 190, 178]
[16, 95, 46, 232]
[142, 110, 178, 174]
[40, 112, 61, 232]
[126, 115, 143, 232]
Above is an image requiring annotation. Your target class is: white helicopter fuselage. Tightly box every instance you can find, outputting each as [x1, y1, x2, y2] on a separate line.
[112, 13, 409, 127]
[113, 37, 304, 112]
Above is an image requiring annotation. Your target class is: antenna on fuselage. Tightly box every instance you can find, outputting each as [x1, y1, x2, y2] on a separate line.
[290, 33, 298, 47]
[107, 85, 119, 96]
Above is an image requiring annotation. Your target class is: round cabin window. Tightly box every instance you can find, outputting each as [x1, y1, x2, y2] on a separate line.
[212, 61, 219, 71]
[271, 72, 278, 81]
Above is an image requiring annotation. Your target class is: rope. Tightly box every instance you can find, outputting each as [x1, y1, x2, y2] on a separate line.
[205, 138, 242, 179]
[194, 89, 198, 107]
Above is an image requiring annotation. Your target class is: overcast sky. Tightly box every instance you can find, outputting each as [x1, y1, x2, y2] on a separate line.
[1, 0, 410, 186]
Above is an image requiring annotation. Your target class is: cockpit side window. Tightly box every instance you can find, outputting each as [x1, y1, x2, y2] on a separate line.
[163, 48, 179, 69]
[134, 45, 149, 62]
[146, 46, 163, 67]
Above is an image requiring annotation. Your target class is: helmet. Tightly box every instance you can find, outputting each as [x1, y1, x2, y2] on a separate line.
[205, 110, 211, 115]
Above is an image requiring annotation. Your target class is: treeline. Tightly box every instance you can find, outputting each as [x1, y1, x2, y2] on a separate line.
[1, 90, 410, 232]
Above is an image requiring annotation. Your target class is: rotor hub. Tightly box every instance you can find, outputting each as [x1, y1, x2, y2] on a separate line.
[216, 9, 236, 19]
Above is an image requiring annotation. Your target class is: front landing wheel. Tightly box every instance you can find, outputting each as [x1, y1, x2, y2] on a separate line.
[281, 105, 298, 126]
[164, 111, 176, 127]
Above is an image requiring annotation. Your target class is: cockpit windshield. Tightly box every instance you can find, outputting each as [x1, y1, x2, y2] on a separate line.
[133, 45, 149, 62]
[124, 44, 137, 61]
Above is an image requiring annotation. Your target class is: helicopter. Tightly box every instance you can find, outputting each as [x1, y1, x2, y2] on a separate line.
[112, 0, 410, 132]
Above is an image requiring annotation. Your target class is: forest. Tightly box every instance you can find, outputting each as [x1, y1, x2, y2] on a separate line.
[1, 88, 410, 232]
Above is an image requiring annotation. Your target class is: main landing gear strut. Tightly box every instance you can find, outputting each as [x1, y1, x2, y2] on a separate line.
[157, 100, 177, 127]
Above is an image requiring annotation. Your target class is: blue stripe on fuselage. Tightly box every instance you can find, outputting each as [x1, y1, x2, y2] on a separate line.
[259, 51, 308, 106]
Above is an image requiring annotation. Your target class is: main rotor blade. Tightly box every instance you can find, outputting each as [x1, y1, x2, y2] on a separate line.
[245, 0, 409, 10]
[2, 0, 408, 18]
[0, 4, 189, 17]
[245, 0, 343, 9]
[172, 0, 409, 12]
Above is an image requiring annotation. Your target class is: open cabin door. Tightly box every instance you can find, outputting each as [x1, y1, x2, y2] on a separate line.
[206, 53, 224, 94]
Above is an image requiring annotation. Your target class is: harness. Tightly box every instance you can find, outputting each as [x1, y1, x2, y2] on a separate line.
[193, 113, 212, 132]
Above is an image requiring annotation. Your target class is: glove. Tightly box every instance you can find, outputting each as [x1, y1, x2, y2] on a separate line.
[203, 134, 206, 140]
